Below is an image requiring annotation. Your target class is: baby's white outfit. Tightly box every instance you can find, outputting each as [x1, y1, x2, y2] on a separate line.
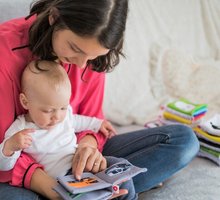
[0, 106, 102, 178]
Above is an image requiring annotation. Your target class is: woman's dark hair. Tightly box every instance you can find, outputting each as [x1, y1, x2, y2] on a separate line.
[28, 0, 128, 72]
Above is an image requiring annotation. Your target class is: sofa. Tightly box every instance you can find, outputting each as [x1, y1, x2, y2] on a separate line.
[1, 1, 220, 200]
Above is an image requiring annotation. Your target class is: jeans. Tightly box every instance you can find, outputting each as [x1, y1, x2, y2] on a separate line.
[0, 124, 199, 199]
[102, 124, 200, 193]
[105, 156, 138, 200]
[0, 183, 44, 200]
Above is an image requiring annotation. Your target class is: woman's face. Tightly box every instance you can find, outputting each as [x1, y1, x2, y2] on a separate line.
[52, 29, 110, 68]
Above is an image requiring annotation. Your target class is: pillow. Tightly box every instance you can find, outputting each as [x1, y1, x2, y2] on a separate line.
[104, 45, 220, 126]
[150, 48, 220, 117]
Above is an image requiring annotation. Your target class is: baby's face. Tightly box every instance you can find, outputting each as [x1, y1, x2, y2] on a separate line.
[26, 85, 71, 130]
[22, 61, 72, 129]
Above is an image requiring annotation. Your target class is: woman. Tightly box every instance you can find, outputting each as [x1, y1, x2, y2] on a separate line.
[0, 0, 199, 199]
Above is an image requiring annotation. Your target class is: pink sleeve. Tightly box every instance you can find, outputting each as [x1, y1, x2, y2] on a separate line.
[0, 69, 43, 188]
[10, 152, 44, 189]
[77, 131, 107, 152]
[0, 68, 16, 183]
[0, 68, 15, 144]
[0, 16, 44, 187]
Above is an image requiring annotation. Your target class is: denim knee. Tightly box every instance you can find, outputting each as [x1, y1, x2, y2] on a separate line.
[118, 179, 138, 200]
[105, 156, 137, 200]
[0, 183, 40, 200]
[171, 124, 200, 168]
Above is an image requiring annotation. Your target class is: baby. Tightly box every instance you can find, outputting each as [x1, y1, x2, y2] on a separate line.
[0, 60, 116, 178]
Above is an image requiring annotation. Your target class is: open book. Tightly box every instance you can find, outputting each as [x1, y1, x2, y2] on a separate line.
[53, 160, 147, 200]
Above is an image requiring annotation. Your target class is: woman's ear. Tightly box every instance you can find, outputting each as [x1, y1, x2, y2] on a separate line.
[48, 7, 59, 25]
[20, 93, 29, 110]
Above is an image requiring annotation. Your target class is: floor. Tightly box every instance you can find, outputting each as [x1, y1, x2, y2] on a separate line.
[138, 156, 220, 200]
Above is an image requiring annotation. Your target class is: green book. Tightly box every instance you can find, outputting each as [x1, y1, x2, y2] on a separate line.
[200, 146, 220, 158]
[167, 98, 207, 116]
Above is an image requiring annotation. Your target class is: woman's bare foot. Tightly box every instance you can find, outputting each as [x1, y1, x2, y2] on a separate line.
[152, 182, 163, 189]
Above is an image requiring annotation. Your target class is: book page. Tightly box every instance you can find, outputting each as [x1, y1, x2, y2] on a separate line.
[57, 172, 112, 194]
[96, 160, 147, 185]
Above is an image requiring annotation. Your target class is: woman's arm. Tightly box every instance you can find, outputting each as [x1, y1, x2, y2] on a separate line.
[68, 66, 108, 178]
[69, 66, 107, 151]
[0, 68, 15, 144]
[0, 68, 43, 188]
[30, 168, 62, 200]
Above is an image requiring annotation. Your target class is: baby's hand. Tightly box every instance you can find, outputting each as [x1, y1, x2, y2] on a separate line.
[100, 120, 117, 139]
[3, 129, 34, 156]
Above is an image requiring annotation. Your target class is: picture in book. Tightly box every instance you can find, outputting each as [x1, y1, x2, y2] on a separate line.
[67, 177, 99, 188]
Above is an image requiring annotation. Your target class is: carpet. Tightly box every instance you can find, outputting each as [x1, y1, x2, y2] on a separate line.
[138, 157, 220, 200]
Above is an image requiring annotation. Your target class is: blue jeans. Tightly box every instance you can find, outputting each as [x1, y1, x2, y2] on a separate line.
[102, 124, 200, 193]
[0, 183, 44, 200]
[105, 156, 137, 200]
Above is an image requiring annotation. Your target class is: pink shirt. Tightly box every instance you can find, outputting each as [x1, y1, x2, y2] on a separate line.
[0, 16, 107, 188]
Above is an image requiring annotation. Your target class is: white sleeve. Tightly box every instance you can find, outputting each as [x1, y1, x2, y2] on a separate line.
[72, 115, 103, 133]
[0, 118, 23, 171]
[68, 105, 103, 133]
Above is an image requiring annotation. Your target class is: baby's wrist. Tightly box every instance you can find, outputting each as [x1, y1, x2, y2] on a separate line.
[3, 139, 15, 156]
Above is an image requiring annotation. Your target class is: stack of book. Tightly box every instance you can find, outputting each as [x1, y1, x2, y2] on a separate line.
[161, 98, 207, 127]
[193, 114, 220, 166]
[144, 98, 220, 166]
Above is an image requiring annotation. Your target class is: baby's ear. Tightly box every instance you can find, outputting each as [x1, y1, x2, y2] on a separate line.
[19, 93, 29, 110]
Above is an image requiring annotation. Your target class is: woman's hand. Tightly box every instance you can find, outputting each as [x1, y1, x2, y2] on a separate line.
[109, 189, 128, 199]
[72, 135, 107, 180]
[72, 135, 129, 199]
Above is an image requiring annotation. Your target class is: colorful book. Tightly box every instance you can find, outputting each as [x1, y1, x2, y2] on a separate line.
[199, 137, 220, 152]
[163, 111, 192, 125]
[164, 106, 206, 121]
[167, 98, 207, 116]
[198, 146, 220, 166]
[200, 146, 220, 158]
[53, 160, 147, 200]
[194, 127, 220, 144]
[199, 114, 220, 136]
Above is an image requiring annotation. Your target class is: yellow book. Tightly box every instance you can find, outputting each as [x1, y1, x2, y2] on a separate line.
[163, 111, 192, 125]
[193, 127, 220, 143]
